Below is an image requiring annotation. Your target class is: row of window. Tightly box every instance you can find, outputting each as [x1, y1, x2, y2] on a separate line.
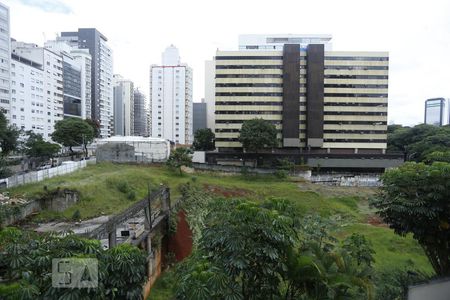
[215, 137, 386, 143]
[215, 56, 388, 62]
[216, 65, 388, 70]
[215, 120, 387, 126]
[216, 92, 387, 97]
[216, 74, 390, 80]
[215, 101, 386, 107]
[215, 110, 386, 116]
[215, 83, 387, 89]
[215, 129, 387, 135]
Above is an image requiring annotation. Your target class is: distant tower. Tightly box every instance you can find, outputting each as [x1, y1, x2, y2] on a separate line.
[424, 98, 450, 126]
[149, 45, 193, 144]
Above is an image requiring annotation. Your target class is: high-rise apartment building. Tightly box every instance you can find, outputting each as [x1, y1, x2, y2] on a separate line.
[204, 60, 215, 131]
[60, 29, 113, 138]
[424, 98, 449, 126]
[133, 88, 147, 136]
[44, 40, 92, 120]
[0, 3, 10, 117]
[214, 42, 388, 153]
[11, 41, 64, 140]
[113, 74, 134, 136]
[150, 45, 193, 144]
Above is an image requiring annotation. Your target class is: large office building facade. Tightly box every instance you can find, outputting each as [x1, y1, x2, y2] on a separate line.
[133, 88, 148, 136]
[214, 43, 389, 155]
[424, 98, 449, 126]
[60, 28, 113, 138]
[150, 45, 193, 144]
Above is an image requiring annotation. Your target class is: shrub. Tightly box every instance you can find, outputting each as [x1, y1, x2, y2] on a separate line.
[71, 209, 81, 220]
[127, 190, 136, 201]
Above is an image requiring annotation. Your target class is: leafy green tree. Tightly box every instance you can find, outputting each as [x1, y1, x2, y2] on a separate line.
[238, 118, 278, 152]
[192, 128, 215, 151]
[24, 131, 60, 162]
[371, 162, 450, 276]
[387, 124, 450, 161]
[0, 111, 20, 157]
[166, 147, 192, 175]
[52, 118, 94, 157]
[425, 150, 450, 163]
[85, 118, 101, 138]
[374, 268, 430, 300]
[0, 227, 148, 299]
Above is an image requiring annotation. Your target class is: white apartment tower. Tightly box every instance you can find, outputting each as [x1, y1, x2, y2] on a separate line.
[150, 45, 193, 144]
[113, 74, 134, 136]
[0, 3, 10, 117]
[11, 41, 64, 140]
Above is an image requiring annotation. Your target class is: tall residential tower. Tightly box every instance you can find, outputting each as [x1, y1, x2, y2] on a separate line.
[60, 28, 113, 138]
[0, 3, 10, 117]
[150, 45, 193, 144]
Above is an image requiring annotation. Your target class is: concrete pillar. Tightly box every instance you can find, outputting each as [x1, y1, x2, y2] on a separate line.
[108, 226, 117, 249]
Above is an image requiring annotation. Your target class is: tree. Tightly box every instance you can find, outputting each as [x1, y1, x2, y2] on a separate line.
[52, 118, 94, 157]
[371, 162, 450, 276]
[85, 118, 101, 138]
[0, 227, 148, 299]
[387, 124, 450, 162]
[0, 111, 20, 157]
[192, 128, 215, 151]
[238, 118, 278, 152]
[425, 150, 450, 163]
[166, 147, 192, 175]
[24, 131, 60, 163]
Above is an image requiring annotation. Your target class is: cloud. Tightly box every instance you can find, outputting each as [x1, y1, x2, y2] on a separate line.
[16, 0, 72, 14]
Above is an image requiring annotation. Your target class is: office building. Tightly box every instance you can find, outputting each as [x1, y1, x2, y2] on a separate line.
[193, 99, 207, 133]
[113, 74, 134, 136]
[204, 60, 215, 130]
[44, 40, 92, 119]
[150, 45, 193, 144]
[0, 3, 10, 117]
[133, 88, 147, 136]
[214, 41, 389, 154]
[11, 41, 64, 140]
[424, 98, 449, 126]
[60, 28, 113, 138]
[239, 34, 333, 51]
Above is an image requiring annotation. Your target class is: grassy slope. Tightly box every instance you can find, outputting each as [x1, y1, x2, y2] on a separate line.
[6, 163, 432, 298]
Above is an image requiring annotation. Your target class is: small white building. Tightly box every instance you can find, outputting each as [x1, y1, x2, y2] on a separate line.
[96, 136, 170, 162]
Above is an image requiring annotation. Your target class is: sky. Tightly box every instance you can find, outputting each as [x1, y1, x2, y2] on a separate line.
[4, 0, 450, 126]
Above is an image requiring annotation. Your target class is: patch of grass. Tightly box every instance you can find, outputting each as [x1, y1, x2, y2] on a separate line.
[337, 224, 432, 273]
[147, 269, 176, 300]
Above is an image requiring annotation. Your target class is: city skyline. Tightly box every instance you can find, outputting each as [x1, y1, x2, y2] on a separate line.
[3, 0, 450, 126]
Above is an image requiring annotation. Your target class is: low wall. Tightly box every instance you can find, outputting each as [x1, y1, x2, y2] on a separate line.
[310, 174, 381, 187]
[192, 163, 312, 180]
[1, 189, 79, 227]
[1, 160, 92, 189]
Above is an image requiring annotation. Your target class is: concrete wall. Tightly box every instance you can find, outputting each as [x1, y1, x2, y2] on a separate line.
[0, 160, 90, 189]
[311, 174, 381, 187]
[192, 163, 312, 180]
[96, 143, 135, 163]
[408, 279, 450, 300]
[307, 157, 403, 169]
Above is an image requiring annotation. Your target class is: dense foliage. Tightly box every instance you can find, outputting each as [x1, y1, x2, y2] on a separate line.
[0, 227, 147, 299]
[24, 131, 60, 162]
[238, 118, 278, 152]
[371, 162, 450, 276]
[388, 124, 450, 162]
[52, 118, 94, 157]
[192, 128, 215, 151]
[0, 110, 20, 157]
[173, 184, 375, 300]
[166, 147, 193, 174]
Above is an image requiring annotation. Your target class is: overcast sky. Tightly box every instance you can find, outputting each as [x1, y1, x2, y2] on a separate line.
[4, 0, 450, 125]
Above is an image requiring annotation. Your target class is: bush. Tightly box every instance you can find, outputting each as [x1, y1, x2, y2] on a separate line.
[71, 209, 81, 220]
[127, 190, 136, 201]
[274, 169, 288, 179]
[117, 181, 130, 193]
